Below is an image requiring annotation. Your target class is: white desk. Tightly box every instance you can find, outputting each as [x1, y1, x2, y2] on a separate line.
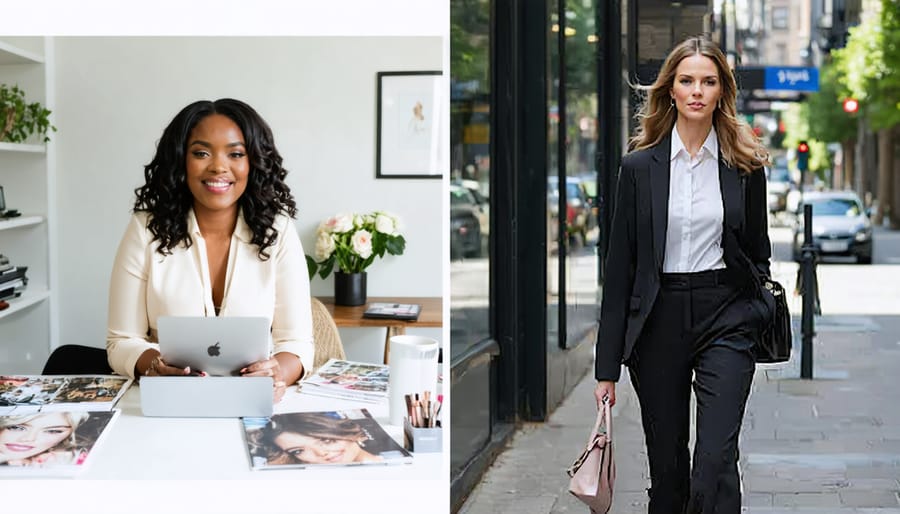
[79, 384, 443, 480]
[5, 383, 448, 514]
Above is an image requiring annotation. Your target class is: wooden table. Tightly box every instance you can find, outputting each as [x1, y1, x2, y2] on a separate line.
[315, 296, 442, 364]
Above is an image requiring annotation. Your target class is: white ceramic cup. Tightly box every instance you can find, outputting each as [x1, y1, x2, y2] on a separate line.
[388, 335, 440, 426]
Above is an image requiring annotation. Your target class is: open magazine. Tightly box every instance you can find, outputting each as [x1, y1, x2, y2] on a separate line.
[299, 359, 388, 403]
[0, 375, 132, 414]
[242, 409, 411, 470]
[0, 409, 120, 477]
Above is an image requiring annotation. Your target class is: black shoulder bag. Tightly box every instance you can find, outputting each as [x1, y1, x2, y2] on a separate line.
[739, 250, 792, 363]
[737, 175, 792, 364]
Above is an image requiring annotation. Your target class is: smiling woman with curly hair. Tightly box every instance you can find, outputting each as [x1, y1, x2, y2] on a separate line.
[106, 99, 314, 402]
[134, 99, 298, 259]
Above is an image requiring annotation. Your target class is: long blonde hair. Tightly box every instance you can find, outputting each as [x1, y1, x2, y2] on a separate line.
[629, 36, 769, 173]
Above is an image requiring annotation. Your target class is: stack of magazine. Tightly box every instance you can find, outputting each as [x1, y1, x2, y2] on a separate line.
[0, 254, 28, 302]
[0, 374, 130, 476]
[362, 302, 421, 320]
[0, 375, 132, 414]
[241, 409, 411, 470]
[299, 359, 388, 404]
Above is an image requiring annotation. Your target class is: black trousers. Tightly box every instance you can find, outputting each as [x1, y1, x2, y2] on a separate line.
[627, 269, 758, 514]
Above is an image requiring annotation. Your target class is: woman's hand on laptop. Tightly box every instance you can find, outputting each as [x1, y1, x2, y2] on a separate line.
[140, 350, 205, 377]
[240, 358, 287, 403]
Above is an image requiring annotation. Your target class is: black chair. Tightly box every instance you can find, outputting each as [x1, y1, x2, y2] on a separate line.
[42, 344, 113, 375]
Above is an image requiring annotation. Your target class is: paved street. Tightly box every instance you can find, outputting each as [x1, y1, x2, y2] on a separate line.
[458, 225, 900, 513]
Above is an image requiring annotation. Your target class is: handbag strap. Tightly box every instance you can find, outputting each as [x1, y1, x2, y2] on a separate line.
[566, 399, 613, 477]
[735, 173, 771, 287]
[593, 397, 612, 440]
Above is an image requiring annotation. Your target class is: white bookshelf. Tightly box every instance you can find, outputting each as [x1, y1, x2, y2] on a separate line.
[0, 215, 43, 231]
[0, 289, 50, 320]
[0, 37, 54, 373]
[0, 40, 43, 65]
[0, 142, 46, 153]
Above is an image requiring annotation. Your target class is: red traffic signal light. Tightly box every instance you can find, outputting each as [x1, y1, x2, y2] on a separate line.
[797, 141, 810, 171]
[843, 98, 859, 113]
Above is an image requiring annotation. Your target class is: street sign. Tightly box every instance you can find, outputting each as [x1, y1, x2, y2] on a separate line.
[764, 66, 819, 92]
[735, 66, 820, 93]
[737, 98, 773, 113]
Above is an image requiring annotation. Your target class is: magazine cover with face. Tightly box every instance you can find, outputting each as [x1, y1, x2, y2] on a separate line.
[242, 409, 411, 469]
[0, 409, 120, 477]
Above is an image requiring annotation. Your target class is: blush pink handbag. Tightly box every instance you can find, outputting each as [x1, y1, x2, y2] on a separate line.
[566, 397, 615, 513]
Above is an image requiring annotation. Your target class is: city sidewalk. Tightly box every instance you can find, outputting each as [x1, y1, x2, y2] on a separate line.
[459, 313, 900, 513]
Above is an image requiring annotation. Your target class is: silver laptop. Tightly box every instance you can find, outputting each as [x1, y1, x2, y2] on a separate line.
[157, 316, 270, 376]
[140, 376, 274, 417]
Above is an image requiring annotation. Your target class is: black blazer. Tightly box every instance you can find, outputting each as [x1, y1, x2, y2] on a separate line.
[594, 136, 771, 381]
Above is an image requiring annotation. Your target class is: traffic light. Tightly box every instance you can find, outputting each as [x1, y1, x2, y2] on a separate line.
[797, 141, 810, 172]
[843, 98, 859, 113]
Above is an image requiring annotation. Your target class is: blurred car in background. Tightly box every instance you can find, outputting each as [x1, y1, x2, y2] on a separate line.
[450, 184, 485, 259]
[577, 173, 599, 235]
[792, 190, 873, 264]
[453, 179, 489, 237]
[548, 176, 591, 246]
[766, 163, 794, 214]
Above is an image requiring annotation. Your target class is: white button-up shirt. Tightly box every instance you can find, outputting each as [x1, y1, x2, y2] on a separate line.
[106, 209, 315, 379]
[663, 125, 726, 273]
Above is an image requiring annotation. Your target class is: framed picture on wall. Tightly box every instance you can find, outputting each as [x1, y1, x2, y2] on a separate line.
[376, 71, 445, 179]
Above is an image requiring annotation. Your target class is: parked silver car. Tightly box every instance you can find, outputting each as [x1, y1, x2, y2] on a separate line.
[767, 166, 795, 213]
[792, 190, 873, 264]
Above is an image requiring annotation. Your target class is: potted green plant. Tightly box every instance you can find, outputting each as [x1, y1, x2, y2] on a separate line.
[0, 83, 56, 143]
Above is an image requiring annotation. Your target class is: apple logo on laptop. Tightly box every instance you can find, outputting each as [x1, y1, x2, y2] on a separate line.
[207, 342, 221, 357]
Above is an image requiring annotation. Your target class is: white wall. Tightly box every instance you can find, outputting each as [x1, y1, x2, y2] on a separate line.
[53, 37, 443, 363]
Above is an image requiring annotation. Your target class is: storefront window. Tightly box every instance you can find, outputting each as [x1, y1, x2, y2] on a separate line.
[564, 0, 600, 346]
[548, 0, 600, 349]
[450, 0, 491, 359]
[547, 1, 562, 346]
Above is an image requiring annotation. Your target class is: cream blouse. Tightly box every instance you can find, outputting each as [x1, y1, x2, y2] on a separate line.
[106, 209, 315, 379]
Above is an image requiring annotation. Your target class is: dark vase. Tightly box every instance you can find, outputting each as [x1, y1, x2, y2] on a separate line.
[334, 271, 367, 306]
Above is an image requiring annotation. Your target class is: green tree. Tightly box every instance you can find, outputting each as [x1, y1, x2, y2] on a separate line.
[832, 0, 900, 130]
[830, 0, 900, 226]
[801, 58, 857, 188]
[783, 103, 831, 178]
[451, 0, 490, 86]
[805, 60, 857, 143]
[872, 0, 900, 130]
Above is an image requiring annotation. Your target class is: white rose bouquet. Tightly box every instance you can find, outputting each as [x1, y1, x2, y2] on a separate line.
[306, 211, 406, 279]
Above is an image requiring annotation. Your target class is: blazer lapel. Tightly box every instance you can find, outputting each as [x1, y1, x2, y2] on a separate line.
[650, 137, 671, 271]
[718, 155, 742, 233]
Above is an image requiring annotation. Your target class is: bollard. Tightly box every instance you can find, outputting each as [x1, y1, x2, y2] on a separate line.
[800, 203, 818, 379]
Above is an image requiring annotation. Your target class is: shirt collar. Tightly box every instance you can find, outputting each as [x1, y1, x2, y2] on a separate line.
[670, 125, 719, 162]
[187, 208, 252, 243]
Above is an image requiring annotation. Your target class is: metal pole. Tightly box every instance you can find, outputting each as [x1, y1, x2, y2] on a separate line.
[800, 203, 817, 379]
